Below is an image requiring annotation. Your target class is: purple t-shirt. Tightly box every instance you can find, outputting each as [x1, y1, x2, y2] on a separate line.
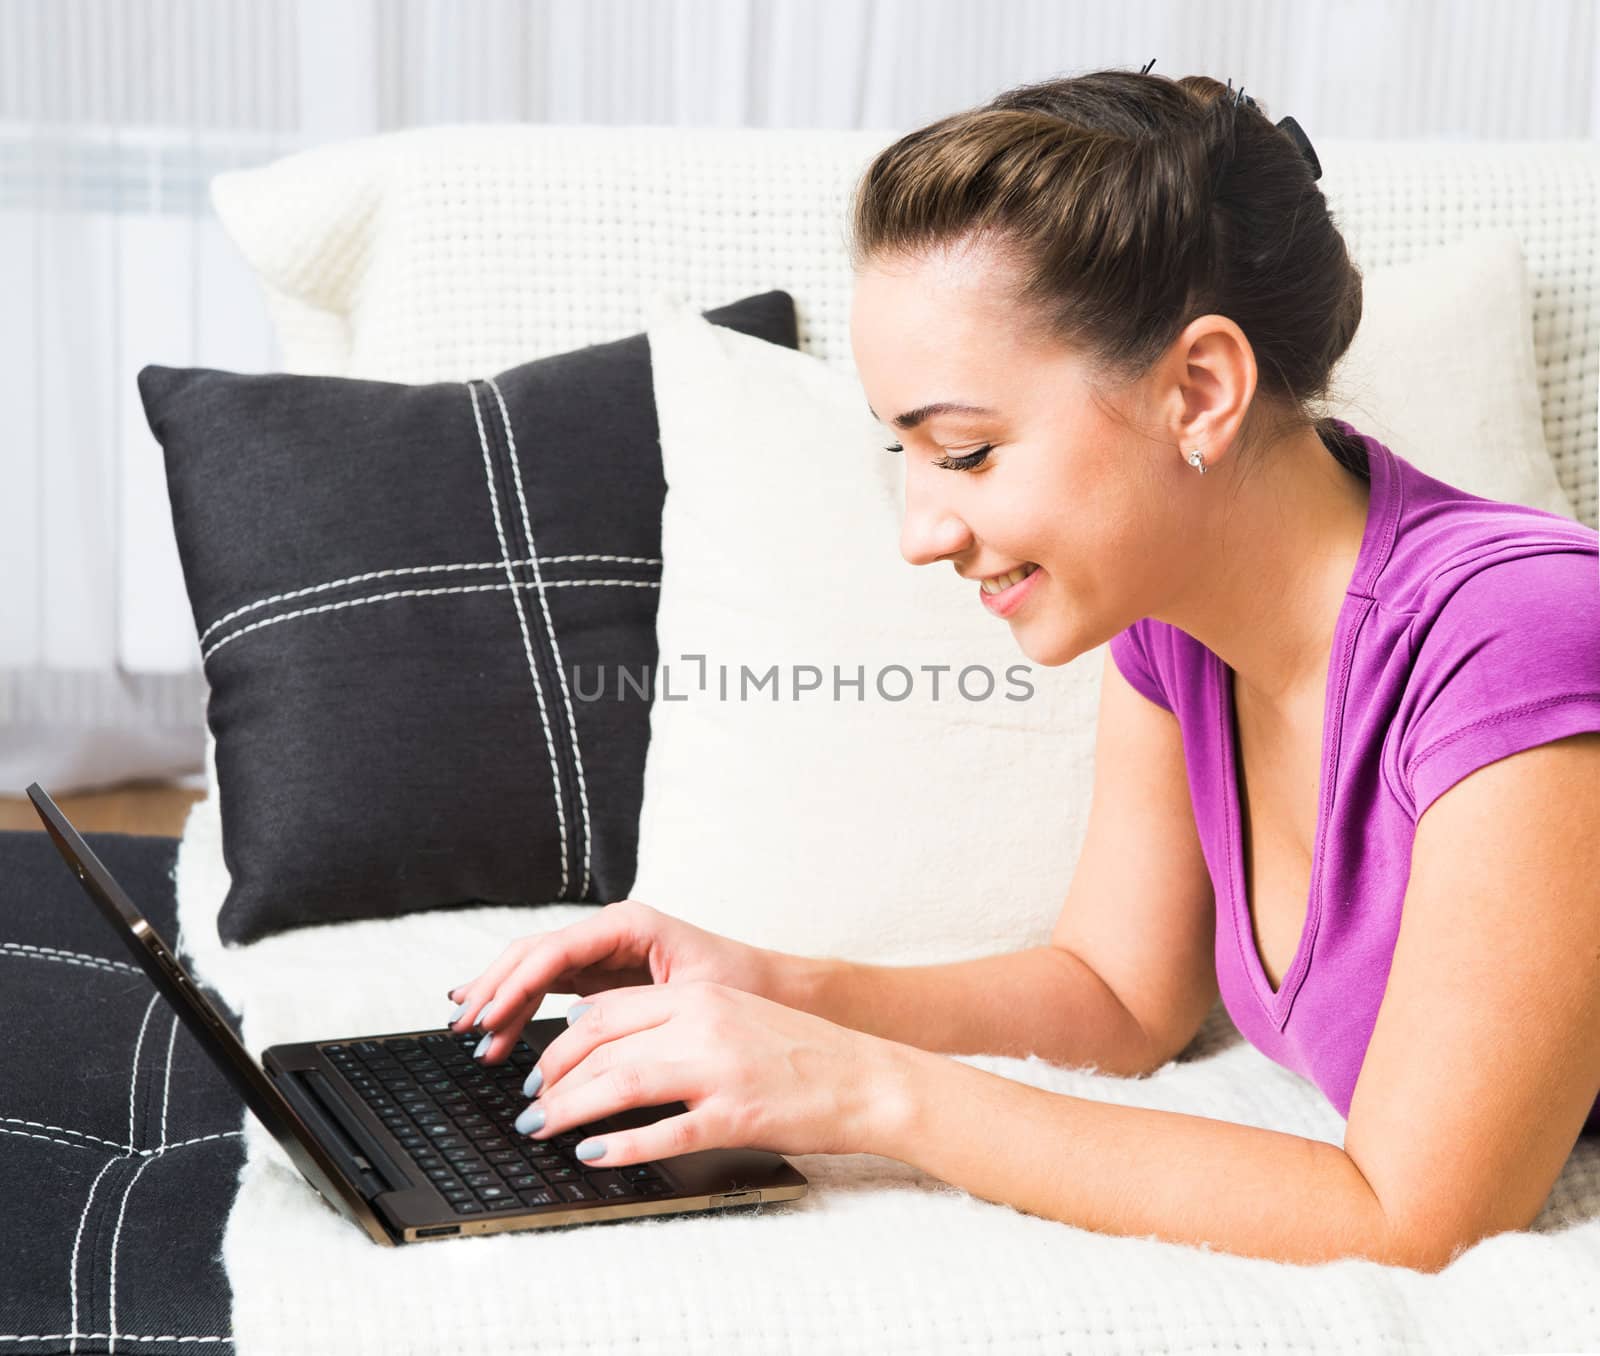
[1109, 420, 1600, 1134]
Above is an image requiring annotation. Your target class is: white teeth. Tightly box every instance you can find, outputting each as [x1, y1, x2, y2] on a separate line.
[979, 562, 1039, 594]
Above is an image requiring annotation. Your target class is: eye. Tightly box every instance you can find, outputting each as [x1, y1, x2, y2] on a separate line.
[932, 444, 992, 472]
[883, 443, 904, 453]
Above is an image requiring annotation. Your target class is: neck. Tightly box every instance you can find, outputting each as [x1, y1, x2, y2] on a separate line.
[1159, 426, 1372, 721]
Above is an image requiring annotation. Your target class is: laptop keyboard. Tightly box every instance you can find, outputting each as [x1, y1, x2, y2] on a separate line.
[322, 1032, 675, 1215]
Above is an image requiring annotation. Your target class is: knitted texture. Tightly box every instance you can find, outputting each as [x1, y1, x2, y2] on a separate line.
[210, 125, 1599, 531]
[171, 798, 1600, 1355]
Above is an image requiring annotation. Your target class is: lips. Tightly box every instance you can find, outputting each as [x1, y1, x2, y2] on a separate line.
[978, 562, 1044, 618]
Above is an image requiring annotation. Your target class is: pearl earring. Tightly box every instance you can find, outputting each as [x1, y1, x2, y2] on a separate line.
[1186, 447, 1208, 475]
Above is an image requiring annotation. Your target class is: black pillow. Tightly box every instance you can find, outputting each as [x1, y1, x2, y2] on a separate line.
[140, 290, 798, 945]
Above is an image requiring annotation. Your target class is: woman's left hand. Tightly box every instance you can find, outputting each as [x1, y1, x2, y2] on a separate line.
[493, 979, 904, 1167]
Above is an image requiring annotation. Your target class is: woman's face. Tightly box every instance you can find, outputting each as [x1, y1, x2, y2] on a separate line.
[849, 243, 1181, 668]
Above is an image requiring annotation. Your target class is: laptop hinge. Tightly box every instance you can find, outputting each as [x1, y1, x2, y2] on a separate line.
[277, 1067, 408, 1201]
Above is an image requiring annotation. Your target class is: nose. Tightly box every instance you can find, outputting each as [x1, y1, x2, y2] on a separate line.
[899, 465, 974, 567]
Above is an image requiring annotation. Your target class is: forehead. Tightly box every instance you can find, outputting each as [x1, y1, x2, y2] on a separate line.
[850, 245, 1051, 409]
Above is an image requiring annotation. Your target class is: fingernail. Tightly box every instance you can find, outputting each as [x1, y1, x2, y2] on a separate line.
[475, 1001, 495, 1027]
[473, 1033, 492, 1059]
[449, 1001, 466, 1022]
[566, 1002, 592, 1025]
[514, 1104, 546, 1135]
[522, 1067, 544, 1098]
[575, 1139, 606, 1161]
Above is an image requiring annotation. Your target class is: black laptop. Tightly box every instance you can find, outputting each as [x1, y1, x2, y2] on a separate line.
[27, 783, 807, 1245]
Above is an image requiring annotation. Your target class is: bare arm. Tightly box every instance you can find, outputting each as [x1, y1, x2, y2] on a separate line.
[861, 1045, 1401, 1266]
[760, 648, 1223, 1081]
[843, 733, 1600, 1273]
[764, 945, 1163, 1078]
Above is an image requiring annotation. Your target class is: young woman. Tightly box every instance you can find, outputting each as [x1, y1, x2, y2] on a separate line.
[447, 68, 1600, 1271]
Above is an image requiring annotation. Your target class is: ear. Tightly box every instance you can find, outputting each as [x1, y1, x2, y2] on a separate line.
[1164, 314, 1258, 469]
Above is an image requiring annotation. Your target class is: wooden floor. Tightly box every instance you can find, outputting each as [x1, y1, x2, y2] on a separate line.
[0, 783, 203, 836]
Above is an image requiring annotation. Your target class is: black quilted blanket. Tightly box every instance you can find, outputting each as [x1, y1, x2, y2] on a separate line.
[0, 830, 244, 1355]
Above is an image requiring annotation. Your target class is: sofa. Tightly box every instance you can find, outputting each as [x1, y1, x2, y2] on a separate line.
[7, 123, 1598, 1355]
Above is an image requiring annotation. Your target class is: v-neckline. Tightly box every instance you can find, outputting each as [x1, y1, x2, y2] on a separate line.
[1214, 433, 1387, 1030]
[1218, 654, 1343, 1027]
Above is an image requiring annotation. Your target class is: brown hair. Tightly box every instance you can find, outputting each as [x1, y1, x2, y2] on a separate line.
[847, 67, 1369, 482]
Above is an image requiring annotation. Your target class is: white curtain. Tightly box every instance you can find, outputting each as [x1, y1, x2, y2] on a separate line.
[5, 0, 1598, 792]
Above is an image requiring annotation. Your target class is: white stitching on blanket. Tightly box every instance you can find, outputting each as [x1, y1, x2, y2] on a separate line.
[0, 1336, 233, 1345]
[0, 1125, 244, 1154]
[126, 993, 160, 1152]
[1, 1126, 125, 1151]
[158, 1013, 177, 1145]
[1, 942, 140, 975]
[488, 374, 596, 902]
[106, 1154, 158, 1354]
[2, 1119, 131, 1149]
[199, 579, 659, 662]
[468, 378, 570, 897]
[68, 1156, 120, 1356]
[196, 554, 661, 644]
[108, 1013, 179, 1353]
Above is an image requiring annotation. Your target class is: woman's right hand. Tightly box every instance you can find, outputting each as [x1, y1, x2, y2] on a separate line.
[446, 898, 783, 1059]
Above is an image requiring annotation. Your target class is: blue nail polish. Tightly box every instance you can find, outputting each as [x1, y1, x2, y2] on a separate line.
[473, 1032, 492, 1059]
[522, 1067, 544, 1098]
[567, 1002, 592, 1025]
[575, 1139, 606, 1162]
[515, 1104, 546, 1135]
[449, 1001, 466, 1022]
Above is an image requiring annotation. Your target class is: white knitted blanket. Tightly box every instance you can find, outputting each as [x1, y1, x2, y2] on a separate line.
[171, 798, 1600, 1355]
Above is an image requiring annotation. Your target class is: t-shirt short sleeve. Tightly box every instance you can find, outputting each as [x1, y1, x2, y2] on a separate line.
[1108, 620, 1173, 713]
[1398, 549, 1600, 824]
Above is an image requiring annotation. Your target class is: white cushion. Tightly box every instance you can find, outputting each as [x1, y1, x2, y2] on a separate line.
[1317, 230, 1574, 518]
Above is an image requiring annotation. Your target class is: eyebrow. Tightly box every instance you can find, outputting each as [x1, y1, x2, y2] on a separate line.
[867, 401, 999, 431]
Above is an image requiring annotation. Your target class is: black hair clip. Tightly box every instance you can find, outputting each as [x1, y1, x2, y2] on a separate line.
[1274, 114, 1322, 181]
[1230, 75, 1323, 181]
[1141, 59, 1322, 181]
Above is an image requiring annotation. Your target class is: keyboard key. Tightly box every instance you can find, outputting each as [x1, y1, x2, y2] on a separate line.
[486, 1150, 521, 1165]
[517, 1188, 557, 1207]
[556, 1181, 598, 1202]
[475, 1185, 512, 1203]
[582, 1171, 632, 1197]
[453, 1200, 485, 1214]
[462, 1172, 499, 1188]
[506, 1173, 544, 1189]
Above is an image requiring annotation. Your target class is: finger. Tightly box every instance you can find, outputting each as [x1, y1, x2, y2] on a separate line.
[446, 933, 552, 1034]
[528, 987, 676, 1097]
[473, 902, 648, 1052]
[517, 1058, 718, 1169]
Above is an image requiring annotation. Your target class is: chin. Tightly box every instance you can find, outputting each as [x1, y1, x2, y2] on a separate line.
[1010, 621, 1078, 668]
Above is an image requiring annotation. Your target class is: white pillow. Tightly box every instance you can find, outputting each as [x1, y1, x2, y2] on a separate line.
[627, 230, 1571, 969]
[1314, 230, 1575, 519]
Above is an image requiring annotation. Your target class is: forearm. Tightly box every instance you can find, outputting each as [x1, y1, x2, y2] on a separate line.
[764, 945, 1159, 1076]
[858, 1043, 1422, 1270]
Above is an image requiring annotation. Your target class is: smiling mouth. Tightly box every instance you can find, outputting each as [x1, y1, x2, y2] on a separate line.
[979, 562, 1040, 595]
